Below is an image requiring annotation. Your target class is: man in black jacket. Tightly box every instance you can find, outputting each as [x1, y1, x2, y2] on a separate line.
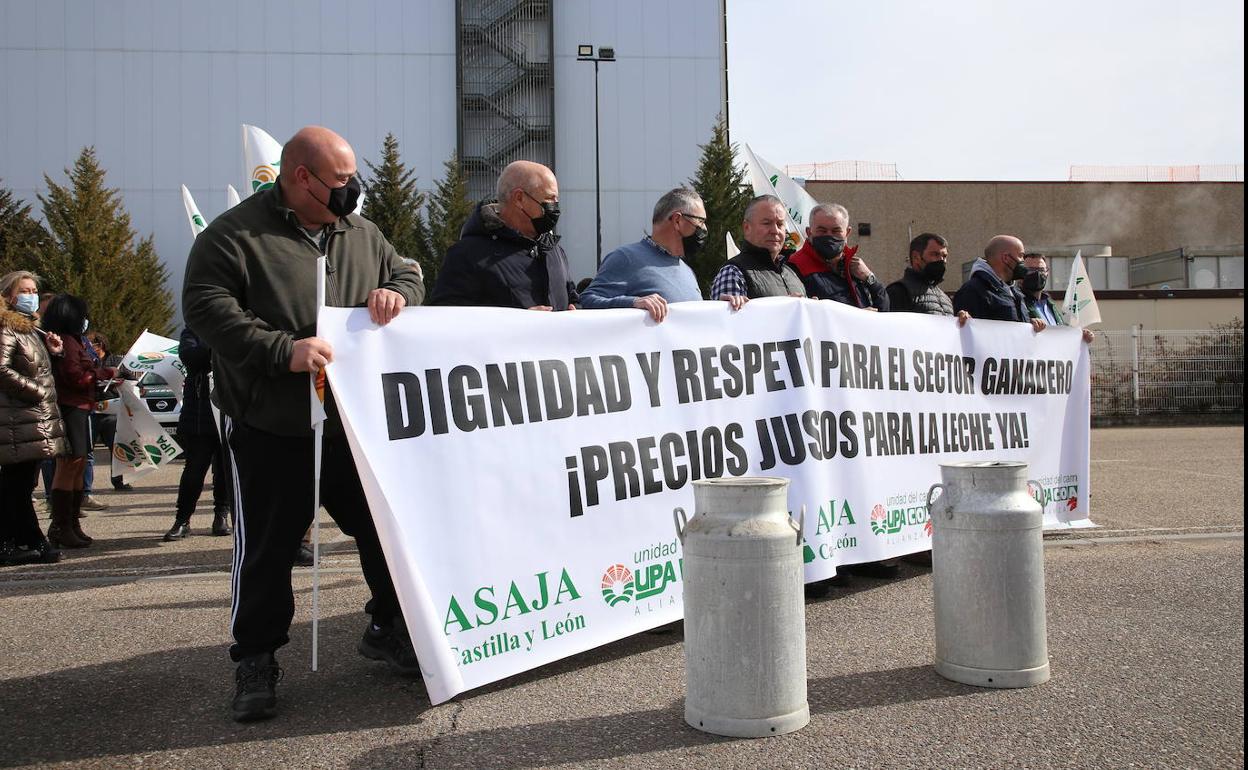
[429, 160, 577, 311]
[183, 125, 425, 723]
[886, 232, 969, 325]
[953, 235, 1046, 332]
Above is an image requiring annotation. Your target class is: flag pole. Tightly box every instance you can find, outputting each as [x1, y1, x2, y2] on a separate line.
[311, 255, 327, 671]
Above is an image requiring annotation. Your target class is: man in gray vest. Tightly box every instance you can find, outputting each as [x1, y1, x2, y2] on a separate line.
[886, 232, 969, 326]
[710, 195, 805, 301]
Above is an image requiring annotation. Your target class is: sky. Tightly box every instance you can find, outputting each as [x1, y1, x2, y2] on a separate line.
[726, 0, 1245, 180]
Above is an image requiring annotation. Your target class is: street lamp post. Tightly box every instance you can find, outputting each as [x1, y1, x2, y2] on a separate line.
[577, 44, 615, 270]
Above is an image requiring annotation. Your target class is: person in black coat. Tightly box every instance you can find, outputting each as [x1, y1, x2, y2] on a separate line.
[162, 326, 233, 541]
[428, 160, 577, 311]
[953, 235, 1047, 332]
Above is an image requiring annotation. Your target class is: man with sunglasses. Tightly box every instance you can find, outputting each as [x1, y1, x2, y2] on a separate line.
[429, 160, 577, 311]
[578, 187, 712, 322]
[183, 125, 425, 722]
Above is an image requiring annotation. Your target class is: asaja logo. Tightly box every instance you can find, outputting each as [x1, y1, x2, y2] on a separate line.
[251, 162, 280, 192]
[600, 564, 634, 606]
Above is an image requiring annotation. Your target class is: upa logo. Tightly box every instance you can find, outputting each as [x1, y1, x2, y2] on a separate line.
[251, 162, 279, 193]
[870, 501, 931, 537]
[191, 213, 207, 229]
[600, 564, 634, 606]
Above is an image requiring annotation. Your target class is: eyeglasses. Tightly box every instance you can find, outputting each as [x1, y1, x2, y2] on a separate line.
[679, 212, 707, 224]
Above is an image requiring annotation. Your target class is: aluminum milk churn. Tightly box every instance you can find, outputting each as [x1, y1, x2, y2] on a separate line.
[927, 461, 1050, 688]
[675, 477, 809, 737]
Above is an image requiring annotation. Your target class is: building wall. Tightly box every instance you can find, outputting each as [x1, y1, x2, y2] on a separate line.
[1, 0, 727, 326]
[1096, 298, 1244, 331]
[1, 0, 459, 323]
[552, 0, 726, 279]
[803, 181, 1245, 281]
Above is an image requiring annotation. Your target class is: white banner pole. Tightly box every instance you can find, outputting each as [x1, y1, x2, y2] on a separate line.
[310, 255, 328, 672]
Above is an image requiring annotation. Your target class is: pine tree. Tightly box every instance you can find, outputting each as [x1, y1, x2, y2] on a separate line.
[424, 151, 473, 290]
[688, 115, 753, 296]
[361, 133, 431, 285]
[38, 147, 175, 346]
[0, 181, 49, 277]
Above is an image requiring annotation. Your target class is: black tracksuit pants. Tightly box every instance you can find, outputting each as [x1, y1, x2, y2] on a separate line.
[225, 419, 401, 662]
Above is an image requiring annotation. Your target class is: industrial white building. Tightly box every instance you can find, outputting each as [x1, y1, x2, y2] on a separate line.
[1, 0, 727, 318]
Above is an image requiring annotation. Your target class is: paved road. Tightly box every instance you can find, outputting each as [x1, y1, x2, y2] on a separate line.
[2, 426, 1242, 769]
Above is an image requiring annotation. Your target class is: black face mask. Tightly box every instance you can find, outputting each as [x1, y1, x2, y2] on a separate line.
[1010, 260, 1029, 281]
[524, 191, 560, 235]
[308, 169, 361, 218]
[811, 235, 846, 261]
[920, 260, 947, 283]
[682, 226, 709, 259]
[1022, 270, 1048, 293]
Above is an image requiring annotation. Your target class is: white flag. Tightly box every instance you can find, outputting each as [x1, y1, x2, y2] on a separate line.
[242, 124, 283, 196]
[743, 143, 820, 252]
[121, 330, 186, 401]
[181, 185, 207, 237]
[110, 381, 183, 481]
[725, 231, 740, 258]
[1062, 250, 1102, 327]
[226, 184, 241, 209]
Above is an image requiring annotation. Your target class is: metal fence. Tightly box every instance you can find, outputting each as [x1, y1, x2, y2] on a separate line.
[1090, 325, 1244, 417]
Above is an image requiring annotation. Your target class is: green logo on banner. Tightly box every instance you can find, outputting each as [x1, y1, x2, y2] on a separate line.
[600, 564, 634, 606]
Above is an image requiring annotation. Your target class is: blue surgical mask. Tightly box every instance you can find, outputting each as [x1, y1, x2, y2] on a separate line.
[14, 293, 38, 315]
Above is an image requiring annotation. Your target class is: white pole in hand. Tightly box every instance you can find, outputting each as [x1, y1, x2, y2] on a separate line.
[310, 255, 328, 671]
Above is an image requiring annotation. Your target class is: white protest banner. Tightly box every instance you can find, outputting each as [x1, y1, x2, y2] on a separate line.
[242, 123, 283, 196]
[1062, 250, 1102, 327]
[120, 330, 186, 400]
[743, 143, 820, 251]
[181, 185, 207, 237]
[110, 381, 182, 480]
[322, 300, 1091, 703]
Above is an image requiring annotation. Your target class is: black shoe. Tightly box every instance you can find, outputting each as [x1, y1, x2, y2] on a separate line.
[111, 477, 133, 492]
[30, 538, 62, 564]
[0, 539, 41, 566]
[358, 620, 421, 675]
[211, 511, 232, 536]
[232, 653, 282, 722]
[848, 559, 902, 580]
[163, 522, 191, 542]
[294, 544, 315, 566]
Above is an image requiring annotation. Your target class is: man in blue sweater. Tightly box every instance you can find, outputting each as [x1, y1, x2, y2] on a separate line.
[580, 188, 743, 321]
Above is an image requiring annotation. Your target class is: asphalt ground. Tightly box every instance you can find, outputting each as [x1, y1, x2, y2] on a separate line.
[1, 425, 1242, 769]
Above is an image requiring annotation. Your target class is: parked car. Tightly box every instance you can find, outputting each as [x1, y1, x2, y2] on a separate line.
[95, 373, 181, 435]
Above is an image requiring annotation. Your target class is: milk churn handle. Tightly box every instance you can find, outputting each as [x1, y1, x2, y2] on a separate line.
[673, 507, 688, 544]
[926, 483, 950, 520]
[788, 505, 806, 546]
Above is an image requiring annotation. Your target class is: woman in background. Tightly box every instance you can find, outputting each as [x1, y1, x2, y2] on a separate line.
[0, 271, 67, 564]
[41, 294, 114, 548]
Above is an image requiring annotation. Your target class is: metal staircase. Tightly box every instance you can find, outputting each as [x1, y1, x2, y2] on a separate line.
[458, 0, 554, 199]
